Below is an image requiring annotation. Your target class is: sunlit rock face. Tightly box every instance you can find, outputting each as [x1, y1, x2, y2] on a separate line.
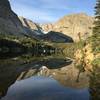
[19, 17, 43, 35]
[0, 0, 26, 35]
[19, 17, 39, 31]
[41, 13, 94, 42]
[41, 23, 54, 32]
[19, 17, 74, 43]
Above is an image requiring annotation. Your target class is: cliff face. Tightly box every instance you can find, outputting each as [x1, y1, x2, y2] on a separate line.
[19, 17, 37, 30]
[19, 17, 43, 35]
[42, 13, 94, 42]
[0, 0, 26, 35]
[19, 17, 73, 43]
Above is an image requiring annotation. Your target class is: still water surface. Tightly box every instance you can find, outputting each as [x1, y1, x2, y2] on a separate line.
[0, 45, 97, 100]
[1, 76, 89, 100]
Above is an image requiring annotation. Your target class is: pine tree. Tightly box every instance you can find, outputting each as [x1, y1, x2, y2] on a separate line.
[89, 1, 100, 100]
[92, 0, 100, 54]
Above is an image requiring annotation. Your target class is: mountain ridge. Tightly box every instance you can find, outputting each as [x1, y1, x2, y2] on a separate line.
[0, 0, 94, 42]
[41, 13, 94, 41]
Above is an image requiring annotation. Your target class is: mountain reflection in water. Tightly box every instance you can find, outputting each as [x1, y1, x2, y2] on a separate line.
[0, 47, 99, 100]
[1, 76, 89, 100]
[0, 54, 90, 100]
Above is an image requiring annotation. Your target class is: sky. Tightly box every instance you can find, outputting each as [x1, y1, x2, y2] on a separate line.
[10, 0, 96, 23]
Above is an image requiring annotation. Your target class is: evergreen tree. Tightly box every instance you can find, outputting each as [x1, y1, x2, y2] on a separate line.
[90, 0, 100, 100]
[92, 0, 100, 54]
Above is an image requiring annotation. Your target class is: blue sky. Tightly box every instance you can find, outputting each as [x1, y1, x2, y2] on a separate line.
[10, 0, 96, 23]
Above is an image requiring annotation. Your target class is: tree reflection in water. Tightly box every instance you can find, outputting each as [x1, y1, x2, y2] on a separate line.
[89, 62, 100, 100]
[0, 44, 99, 100]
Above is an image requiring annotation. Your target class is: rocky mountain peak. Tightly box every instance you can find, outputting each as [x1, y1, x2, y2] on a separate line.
[41, 13, 94, 42]
[19, 17, 40, 31]
[19, 16, 43, 35]
[0, 0, 26, 35]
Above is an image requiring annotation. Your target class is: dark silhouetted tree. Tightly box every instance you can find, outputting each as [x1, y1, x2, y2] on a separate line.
[90, 0, 100, 100]
[92, 0, 100, 54]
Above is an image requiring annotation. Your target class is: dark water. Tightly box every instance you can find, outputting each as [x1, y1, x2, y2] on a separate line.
[0, 55, 90, 100]
[0, 42, 99, 100]
[1, 76, 89, 100]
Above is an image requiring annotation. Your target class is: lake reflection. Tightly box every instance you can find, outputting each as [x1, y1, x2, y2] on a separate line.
[0, 55, 90, 100]
[0, 38, 99, 100]
[1, 76, 90, 100]
[0, 52, 99, 100]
